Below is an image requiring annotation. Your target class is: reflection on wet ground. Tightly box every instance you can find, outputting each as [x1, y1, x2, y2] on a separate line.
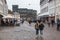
[35, 36, 44, 40]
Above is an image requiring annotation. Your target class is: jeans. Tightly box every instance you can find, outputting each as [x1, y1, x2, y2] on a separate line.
[36, 29, 43, 35]
[36, 29, 39, 35]
[57, 24, 60, 31]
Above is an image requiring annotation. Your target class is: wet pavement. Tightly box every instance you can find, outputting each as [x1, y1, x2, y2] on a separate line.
[0, 21, 60, 40]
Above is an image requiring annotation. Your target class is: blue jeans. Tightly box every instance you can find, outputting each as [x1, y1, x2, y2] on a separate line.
[36, 29, 43, 35]
[36, 29, 39, 35]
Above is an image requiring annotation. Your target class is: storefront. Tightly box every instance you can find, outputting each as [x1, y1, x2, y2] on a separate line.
[49, 16, 55, 20]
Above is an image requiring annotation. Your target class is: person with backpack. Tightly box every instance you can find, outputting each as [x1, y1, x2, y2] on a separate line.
[39, 22, 45, 35]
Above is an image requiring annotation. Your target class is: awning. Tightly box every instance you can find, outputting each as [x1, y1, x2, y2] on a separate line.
[3, 15, 14, 18]
[38, 12, 49, 16]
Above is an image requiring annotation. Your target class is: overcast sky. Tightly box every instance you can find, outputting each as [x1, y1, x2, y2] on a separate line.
[6, 0, 40, 13]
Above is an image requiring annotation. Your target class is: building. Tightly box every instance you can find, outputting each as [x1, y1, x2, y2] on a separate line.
[18, 8, 37, 21]
[39, 0, 49, 21]
[48, 0, 55, 16]
[48, 0, 55, 22]
[8, 10, 20, 23]
[2, 0, 8, 16]
[0, 0, 8, 17]
[13, 12, 20, 22]
[0, 0, 8, 25]
[40, 0, 48, 16]
[49, 0, 60, 22]
[39, 0, 60, 22]
[0, 0, 4, 18]
[40, 0, 55, 16]
[8, 10, 14, 17]
[12, 5, 18, 12]
[12, 5, 37, 21]
[55, 0, 60, 22]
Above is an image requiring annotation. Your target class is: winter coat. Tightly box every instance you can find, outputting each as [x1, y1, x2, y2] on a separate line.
[39, 24, 44, 30]
[35, 23, 39, 29]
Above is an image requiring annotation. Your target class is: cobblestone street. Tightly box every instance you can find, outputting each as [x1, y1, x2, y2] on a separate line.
[0, 21, 60, 40]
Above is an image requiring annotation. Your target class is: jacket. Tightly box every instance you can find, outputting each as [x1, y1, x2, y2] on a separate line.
[35, 23, 39, 29]
[39, 24, 44, 30]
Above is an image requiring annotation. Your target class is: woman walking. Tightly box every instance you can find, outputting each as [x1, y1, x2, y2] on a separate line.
[35, 21, 39, 36]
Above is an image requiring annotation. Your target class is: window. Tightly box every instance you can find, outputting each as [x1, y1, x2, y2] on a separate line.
[40, 0, 48, 6]
[41, 6, 48, 13]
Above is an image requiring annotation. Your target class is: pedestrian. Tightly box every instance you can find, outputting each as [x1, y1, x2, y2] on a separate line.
[29, 20, 31, 26]
[5, 19, 9, 26]
[51, 20, 55, 27]
[1, 19, 4, 26]
[47, 20, 50, 27]
[22, 20, 24, 24]
[57, 18, 60, 31]
[39, 21, 45, 35]
[29, 21, 31, 24]
[35, 21, 39, 36]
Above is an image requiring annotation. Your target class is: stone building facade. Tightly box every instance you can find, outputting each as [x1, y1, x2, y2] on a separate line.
[12, 5, 37, 21]
[40, 0, 60, 22]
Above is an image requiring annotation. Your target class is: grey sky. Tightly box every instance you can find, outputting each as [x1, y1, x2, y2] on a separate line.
[6, 0, 40, 13]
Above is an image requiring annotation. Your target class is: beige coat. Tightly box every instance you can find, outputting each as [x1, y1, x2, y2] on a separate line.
[35, 23, 39, 29]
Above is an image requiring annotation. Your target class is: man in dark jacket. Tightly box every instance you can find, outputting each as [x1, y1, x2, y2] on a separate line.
[57, 18, 60, 31]
[39, 22, 45, 35]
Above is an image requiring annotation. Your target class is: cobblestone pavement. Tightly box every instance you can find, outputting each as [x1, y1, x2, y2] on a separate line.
[0, 21, 60, 40]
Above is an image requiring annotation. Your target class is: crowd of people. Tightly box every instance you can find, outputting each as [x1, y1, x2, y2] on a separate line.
[0, 18, 17, 26]
[20, 18, 60, 38]
[47, 18, 60, 31]
[34, 19, 60, 37]
[27, 19, 60, 36]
